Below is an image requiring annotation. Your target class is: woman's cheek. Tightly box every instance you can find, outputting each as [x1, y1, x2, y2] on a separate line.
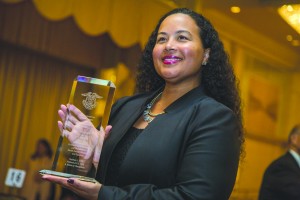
[152, 46, 161, 61]
[152, 47, 162, 70]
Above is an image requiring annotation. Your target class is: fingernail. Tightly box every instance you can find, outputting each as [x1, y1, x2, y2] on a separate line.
[41, 177, 49, 181]
[67, 179, 74, 184]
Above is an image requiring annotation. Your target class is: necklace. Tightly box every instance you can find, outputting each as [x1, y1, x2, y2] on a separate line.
[143, 92, 165, 123]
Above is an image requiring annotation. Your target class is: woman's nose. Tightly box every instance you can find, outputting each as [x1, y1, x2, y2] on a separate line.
[164, 39, 176, 52]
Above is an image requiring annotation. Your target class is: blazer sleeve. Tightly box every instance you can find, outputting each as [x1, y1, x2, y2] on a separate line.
[98, 100, 240, 200]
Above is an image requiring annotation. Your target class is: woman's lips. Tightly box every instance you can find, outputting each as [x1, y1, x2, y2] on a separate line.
[162, 55, 182, 65]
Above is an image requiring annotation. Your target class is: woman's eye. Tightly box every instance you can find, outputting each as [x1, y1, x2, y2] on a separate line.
[178, 35, 188, 40]
[157, 37, 166, 43]
[178, 35, 190, 41]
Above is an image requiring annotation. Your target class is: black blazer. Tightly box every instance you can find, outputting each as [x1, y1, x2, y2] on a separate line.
[97, 86, 240, 200]
[259, 151, 300, 200]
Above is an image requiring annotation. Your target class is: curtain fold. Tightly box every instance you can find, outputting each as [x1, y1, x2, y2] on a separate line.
[1, 0, 176, 47]
[0, 1, 143, 70]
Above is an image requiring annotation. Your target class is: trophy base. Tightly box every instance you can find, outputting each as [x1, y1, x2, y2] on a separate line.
[39, 169, 97, 183]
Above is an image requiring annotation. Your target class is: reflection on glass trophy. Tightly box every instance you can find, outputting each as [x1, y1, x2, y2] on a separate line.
[40, 75, 115, 182]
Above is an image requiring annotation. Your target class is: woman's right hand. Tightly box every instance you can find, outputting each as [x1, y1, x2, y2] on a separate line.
[57, 104, 112, 170]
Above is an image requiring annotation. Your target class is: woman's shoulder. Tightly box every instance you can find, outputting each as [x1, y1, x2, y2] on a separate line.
[184, 87, 234, 115]
[199, 95, 233, 112]
[182, 92, 236, 129]
[188, 97, 235, 127]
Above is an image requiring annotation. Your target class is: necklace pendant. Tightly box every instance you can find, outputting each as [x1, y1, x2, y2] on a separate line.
[144, 115, 153, 123]
[143, 108, 153, 123]
[142, 92, 164, 123]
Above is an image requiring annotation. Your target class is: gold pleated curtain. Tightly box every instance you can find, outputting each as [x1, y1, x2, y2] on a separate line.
[3, 0, 176, 47]
[0, 43, 95, 193]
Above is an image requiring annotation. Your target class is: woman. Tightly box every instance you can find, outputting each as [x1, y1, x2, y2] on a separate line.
[43, 8, 243, 200]
[22, 139, 54, 200]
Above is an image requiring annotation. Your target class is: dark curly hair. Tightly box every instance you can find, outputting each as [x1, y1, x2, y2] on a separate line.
[31, 138, 53, 160]
[136, 8, 244, 156]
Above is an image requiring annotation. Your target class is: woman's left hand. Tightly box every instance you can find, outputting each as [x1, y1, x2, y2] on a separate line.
[42, 174, 101, 200]
[58, 104, 112, 170]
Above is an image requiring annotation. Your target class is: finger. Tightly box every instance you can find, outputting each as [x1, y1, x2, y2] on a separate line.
[68, 114, 79, 125]
[65, 120, 75, 130]
[42, 175, 75, 191]
[104, 125, 112, 139]
[42, 175, 69, 186]
[60, 104, 68, 116]
[93, 130, 105, 166]
[62, 129, 70, 138]
[68, 178, 100, 188]
[58, 109, 67, 123]
[60, 104, 68, 112]
[58, 121, 64, 134]
[69, 104, 88, 121]
[59, 104, 71, 126]
[92, 126, 112, 165]
[65, 178, 101, 198]
[84, 146, 93, 160]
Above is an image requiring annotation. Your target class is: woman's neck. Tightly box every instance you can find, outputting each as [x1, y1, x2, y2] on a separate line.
[151, 83, 200, 113]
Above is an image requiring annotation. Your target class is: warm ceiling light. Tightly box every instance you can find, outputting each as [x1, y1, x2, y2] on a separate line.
[231, 6, 241, 14]
[278, 4, 300, 34]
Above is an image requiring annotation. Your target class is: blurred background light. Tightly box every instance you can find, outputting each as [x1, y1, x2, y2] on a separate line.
[278, 4, 300, 34]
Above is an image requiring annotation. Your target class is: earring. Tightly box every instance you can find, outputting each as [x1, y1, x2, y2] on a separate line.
[202, 51, 209, 66]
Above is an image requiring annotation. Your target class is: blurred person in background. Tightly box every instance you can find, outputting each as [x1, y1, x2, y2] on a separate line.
[259, 125, 300, 200]
[21, 138, 55, 200]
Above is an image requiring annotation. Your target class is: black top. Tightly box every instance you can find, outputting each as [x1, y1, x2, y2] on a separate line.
[98, 86, 240, 200]
[106, 127, 143, 186]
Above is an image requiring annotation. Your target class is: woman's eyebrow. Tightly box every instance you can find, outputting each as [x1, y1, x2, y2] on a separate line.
[157, 32, 167, 36]
[176, 30, 192, 36]
[158, 30, 192, 36]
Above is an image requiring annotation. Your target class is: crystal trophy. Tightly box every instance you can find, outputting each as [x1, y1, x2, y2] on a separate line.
[40, 75, 115, 182]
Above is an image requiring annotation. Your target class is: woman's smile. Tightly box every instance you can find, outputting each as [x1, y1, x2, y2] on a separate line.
[162, 55, 183, 65]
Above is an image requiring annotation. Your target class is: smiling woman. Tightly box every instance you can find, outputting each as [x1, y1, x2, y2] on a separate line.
[43, 8, 244, 200]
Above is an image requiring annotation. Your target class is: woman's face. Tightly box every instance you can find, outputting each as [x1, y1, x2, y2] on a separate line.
[37, 142, 48, 156]
[152, 13, 209, 87]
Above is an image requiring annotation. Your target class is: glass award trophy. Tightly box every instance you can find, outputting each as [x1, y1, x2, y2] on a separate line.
[40, 75, 115, 182]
